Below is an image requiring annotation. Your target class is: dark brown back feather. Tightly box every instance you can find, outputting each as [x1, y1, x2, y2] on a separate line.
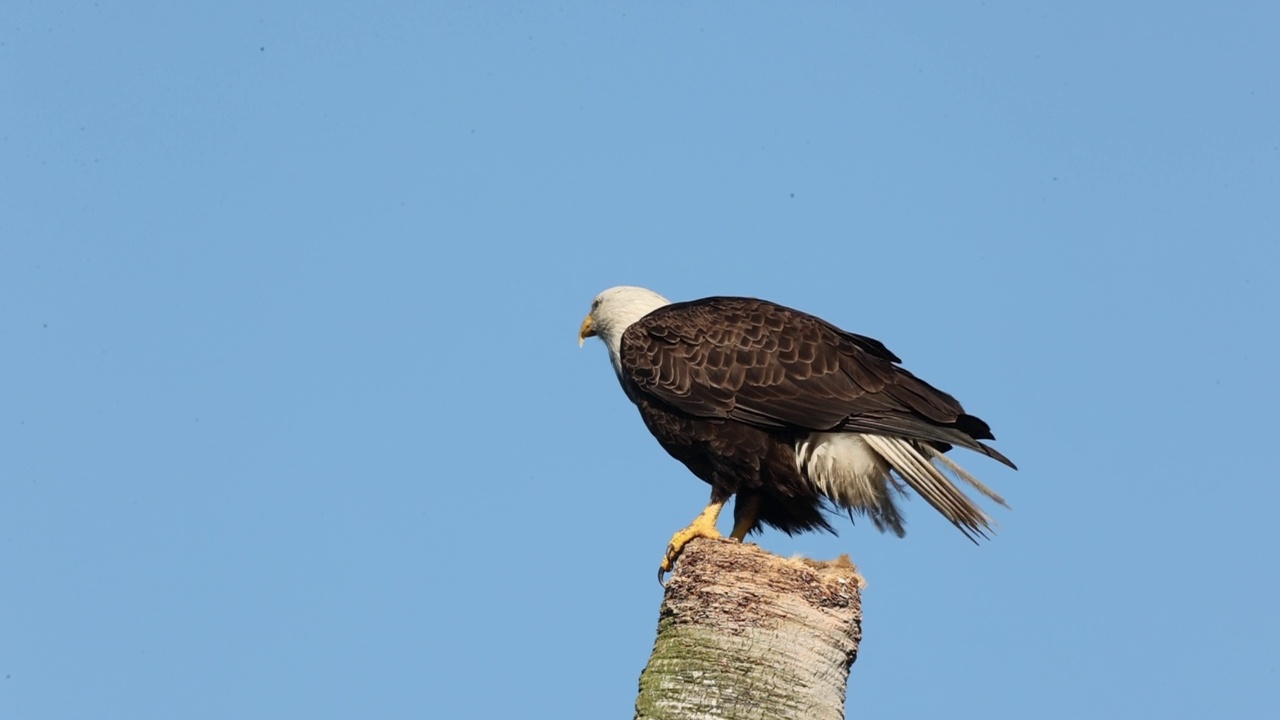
[620, 296, 1015, 469]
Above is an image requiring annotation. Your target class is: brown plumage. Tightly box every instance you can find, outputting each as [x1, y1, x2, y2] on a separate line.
[579, 286, 1015, 577]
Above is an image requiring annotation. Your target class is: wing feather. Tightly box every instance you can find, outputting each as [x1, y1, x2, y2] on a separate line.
[620, 296, 1014, 468]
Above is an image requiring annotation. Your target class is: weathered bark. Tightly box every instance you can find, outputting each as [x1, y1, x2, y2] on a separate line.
[635, 538, 864, 720]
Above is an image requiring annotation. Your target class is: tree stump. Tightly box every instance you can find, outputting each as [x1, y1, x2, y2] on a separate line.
[635, 538, 865, 720]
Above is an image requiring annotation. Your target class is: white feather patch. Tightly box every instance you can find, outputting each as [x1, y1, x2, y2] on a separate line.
[794, 433, 894, 510]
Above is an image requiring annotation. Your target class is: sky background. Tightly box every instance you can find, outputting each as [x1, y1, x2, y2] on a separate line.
[3, 2, 1279, 718]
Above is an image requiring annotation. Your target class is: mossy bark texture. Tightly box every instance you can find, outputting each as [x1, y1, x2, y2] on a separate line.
[635, 538, 864, 720]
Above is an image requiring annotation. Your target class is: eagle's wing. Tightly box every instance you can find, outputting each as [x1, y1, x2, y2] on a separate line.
[620, 297, 1015, 469]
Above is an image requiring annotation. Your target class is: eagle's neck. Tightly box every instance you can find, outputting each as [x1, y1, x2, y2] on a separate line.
[603, 316, 645, 379]
[595, 292, 671, 378]
[606, 322, 647, 403]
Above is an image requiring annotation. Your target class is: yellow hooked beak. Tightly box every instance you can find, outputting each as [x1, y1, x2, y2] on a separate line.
[578, 314, 596, 347]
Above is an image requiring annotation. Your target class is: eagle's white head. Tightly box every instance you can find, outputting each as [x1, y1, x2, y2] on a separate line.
[579, 285, 672, 374]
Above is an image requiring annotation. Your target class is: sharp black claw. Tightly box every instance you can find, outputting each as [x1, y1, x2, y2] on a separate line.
[658, 546, 676, 585]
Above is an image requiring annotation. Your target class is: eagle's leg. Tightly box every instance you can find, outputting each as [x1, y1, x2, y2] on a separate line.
[730, 493, 761, 541]
[658, 492, 728, 582]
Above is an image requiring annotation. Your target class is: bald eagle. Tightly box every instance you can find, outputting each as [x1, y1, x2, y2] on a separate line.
[579, 286, 1016, 580]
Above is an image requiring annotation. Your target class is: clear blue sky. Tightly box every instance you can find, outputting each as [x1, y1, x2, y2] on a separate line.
[4, 3, 1278, 718]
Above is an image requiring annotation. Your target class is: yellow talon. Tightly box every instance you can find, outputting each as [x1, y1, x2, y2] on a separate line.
[658, 498, 727, 583]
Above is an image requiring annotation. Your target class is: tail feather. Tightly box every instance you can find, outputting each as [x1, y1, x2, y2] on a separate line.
[926, 444, 1010, 508]
[861, 434, 1000, 542]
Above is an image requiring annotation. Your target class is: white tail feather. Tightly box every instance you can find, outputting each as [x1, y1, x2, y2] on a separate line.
[926, 445, 1010, 508]
[860, 434, 998, 541]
